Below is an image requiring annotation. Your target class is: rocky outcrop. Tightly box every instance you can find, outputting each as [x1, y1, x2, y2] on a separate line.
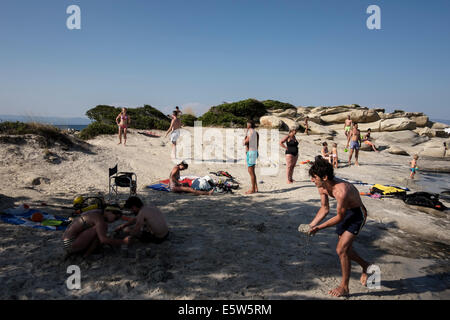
[379, 118, 417, 132]
[320, 109, 380, 124]
[298, 122, 336, 136]
[431, 122, 449, 130]
[259, 116, 287, 130]
[388, 146, 410, 156]
[279, 117, 300, 131]
[274, 108, 297, 118]
[375, 131, 429, 147]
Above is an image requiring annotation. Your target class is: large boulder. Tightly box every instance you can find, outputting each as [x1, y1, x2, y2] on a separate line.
[279, 117, 300, 131]
[415, 127, 435, 138]
[275, 108, 297, 118]
[419, 147, 449, 159]
[296, 106, 311, 114]
[388, 146, 410, 156]
[259, 116, 287, 130]
[298, 122, 336, 136]
[380, 118, 417, 132]
[375, 130, 429, 147]
[411, 115, 429, 127]
[320, 109, 380, 124]
[432, 122, 449, 130]
[357, 120, 382, 132]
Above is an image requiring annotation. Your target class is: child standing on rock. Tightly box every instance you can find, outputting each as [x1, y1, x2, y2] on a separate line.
[409, 154, 419, 179]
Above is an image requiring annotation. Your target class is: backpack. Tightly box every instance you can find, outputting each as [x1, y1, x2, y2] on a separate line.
[370, 184, 407, 199]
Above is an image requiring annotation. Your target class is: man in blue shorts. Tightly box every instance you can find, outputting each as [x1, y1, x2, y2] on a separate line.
[308, 156, 371, 297]
[244, 120, 259, 194]
[347, 123, 362, 166]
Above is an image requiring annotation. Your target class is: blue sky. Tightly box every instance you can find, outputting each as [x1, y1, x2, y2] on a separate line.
[0, 0, 449, 119]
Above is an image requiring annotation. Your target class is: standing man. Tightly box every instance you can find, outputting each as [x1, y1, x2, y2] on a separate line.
[165, 110, 182, 159]
[347, 123, 362, 166]
[244, 120, 259, 194]
[308, 156, 370, 297]
[344, 115, 353, 138]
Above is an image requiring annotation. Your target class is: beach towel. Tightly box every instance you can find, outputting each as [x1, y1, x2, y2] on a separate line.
[146, 183, 170, 192]
[0, 208, 70, 231]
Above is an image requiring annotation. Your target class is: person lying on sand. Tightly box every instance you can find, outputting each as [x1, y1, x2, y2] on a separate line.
[62, 206, 131, 258]
[115, 196, 169, 244]
[307, 156, 371, 298]
[169, 161, 213, 195]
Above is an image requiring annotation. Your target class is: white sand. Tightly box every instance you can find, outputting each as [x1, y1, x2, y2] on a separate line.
[0, 128, 449, 300]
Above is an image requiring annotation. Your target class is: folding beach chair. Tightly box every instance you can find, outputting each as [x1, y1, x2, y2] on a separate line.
[108, 164, 137, 202]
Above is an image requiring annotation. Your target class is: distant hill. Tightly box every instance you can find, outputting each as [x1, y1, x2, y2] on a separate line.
[0, 115, 92, 125]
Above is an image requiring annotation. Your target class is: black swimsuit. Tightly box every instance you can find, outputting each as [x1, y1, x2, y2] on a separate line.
[285, 138, 299, 156]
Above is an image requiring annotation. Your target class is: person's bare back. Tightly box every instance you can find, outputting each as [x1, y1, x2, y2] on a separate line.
[135, 205, 169, 238]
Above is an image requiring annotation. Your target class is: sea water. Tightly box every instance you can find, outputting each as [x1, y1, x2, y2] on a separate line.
[415, 172, 450, 195]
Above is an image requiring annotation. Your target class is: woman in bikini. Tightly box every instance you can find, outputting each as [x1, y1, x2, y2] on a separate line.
[280, 129, 299, 184]
[362, 128, 379, 152]
[116, 107, 131, 145]
[62, 207, 131, 258]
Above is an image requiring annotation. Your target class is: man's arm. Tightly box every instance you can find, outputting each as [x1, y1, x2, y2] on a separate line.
[165, 119, 175, 137]
[114, 217, 137, 232]
[129, 212, 145, 237]
[309, 191, 330, 227]
[95, 220, 127, 246]
[315, 201, 346, 231]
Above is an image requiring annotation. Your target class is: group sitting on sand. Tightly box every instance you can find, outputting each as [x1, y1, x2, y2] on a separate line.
[62, 196, 169, 258]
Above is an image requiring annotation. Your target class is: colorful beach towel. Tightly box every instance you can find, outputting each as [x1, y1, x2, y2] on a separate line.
[147, 183, 170, 192]
[0, 208, 70, 231]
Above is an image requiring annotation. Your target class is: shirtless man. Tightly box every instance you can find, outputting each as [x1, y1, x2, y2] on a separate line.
[304, 116, 309, 136]
[165, 111, 182, 159]
[244, 120, 259, 194]
[169, 161, 213, 195]
[344, 115, 352, 138]
[307, 156, 370, 297]
[62, 207, 131, 258]
[115, 196, 169, 244]
[347, 123, 362, 166]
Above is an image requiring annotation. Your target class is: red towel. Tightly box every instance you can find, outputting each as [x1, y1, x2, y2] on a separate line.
[159, 178, 194, 186]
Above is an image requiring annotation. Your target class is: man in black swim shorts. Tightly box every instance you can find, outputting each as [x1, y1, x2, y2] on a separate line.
[307, 156, 371, 297]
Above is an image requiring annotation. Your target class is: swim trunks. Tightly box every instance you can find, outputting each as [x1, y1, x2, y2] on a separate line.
[350, 140, 360, 150]
[336, 207, 366, 236]
[138, 231, 169, 244]
[246, 150, 258, 167]
[410, 168, 416, 173]
[170, 129, 180, 143]
[345, 126, 351, 132]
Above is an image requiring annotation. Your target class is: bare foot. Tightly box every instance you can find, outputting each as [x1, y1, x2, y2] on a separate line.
[360, 269, 369, 287]
[245, 190, 256, 194]
[208, 189, 214, 195]
[287, 180, 293, 184]
[117, 142, 122, 145]
[328, 286, 349, 297]
[355, 162, 359, 166]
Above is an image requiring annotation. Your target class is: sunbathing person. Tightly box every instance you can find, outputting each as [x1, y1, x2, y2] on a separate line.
[62, 206, 131, 258]
[169, 161, 213, 195]
[362, 128, 379, 152]
[115, 196, 169, 244]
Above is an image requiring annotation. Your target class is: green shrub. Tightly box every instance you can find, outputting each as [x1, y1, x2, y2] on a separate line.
[0, 121, 74, 148]
[79, 122, 117, 140]
[85, 104, 170, 129]
[262, 100, 296, 111]
[180, 114, 198, 127]
[198, 99, 266, 127]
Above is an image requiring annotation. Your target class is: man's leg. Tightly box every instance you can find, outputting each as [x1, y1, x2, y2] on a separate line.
[348, 149, 354, 165]
[348, 247, 370, 286]
[355, 149, 360, 166]
[246, 166, 257, 194]
[329, 231, 355, 297]
[173, 186, 213, 195]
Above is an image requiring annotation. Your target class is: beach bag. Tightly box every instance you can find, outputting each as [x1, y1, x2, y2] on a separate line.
[73, 196, 105, 215]
[191, 176, 214, 191]
[404, 192, 447, 211]
[370, 184, 407, 198]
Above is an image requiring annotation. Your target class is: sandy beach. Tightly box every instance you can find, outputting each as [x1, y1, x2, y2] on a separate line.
[0, 127, 449, 300]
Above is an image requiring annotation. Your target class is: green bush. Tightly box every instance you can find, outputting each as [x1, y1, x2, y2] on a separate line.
[0, 121, 74, 148]
[198, 99, 267, 127]
[85, 104, 170, 129]
[180, 114, 198, 127]
[79, 122, 117, 140]
[262, 100, 296, 111]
